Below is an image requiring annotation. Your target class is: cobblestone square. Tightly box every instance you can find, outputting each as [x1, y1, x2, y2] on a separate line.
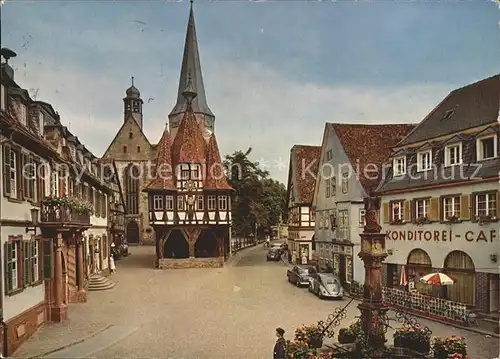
[14, 246, 499, 359]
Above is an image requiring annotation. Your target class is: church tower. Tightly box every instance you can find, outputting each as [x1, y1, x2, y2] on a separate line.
[168, 2, 214, 142]
[123, 76, 144, 129]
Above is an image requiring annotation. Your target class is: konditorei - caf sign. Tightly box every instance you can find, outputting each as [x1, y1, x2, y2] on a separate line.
[385, 229, 497, 243]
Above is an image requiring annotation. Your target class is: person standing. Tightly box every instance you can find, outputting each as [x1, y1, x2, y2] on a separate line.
[109, 243, 117, 273]
[273, 327, 286, 359]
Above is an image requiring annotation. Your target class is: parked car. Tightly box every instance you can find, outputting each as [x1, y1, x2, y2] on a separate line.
[287, 265, 317, 287]
[308, 273, 344, 299]
[267, 248, 281, 261]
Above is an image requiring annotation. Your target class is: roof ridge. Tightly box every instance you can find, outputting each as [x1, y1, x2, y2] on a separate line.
[171, 109, 206, 165]
[205, 134, 231, 190]
[145, 127, 176, 191]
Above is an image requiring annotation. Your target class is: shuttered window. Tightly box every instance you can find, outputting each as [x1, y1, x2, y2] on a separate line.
[22, 241, 32, 287]
[4, 239, 21, 294]
[3, 144, 21, 199]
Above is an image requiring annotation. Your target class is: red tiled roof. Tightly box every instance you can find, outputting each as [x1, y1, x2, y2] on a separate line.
[292, 145, 321, 204]
[146, 128, 176, 190]
[171, 110, 206, 166]
[205, 135, 231, 190]
[331, 123, 416, 193]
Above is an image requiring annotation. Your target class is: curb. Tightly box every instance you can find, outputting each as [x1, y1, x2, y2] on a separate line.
[28, 324, 113, 359]
[343, 294, 500, 339]
[227, 244, 259, 266]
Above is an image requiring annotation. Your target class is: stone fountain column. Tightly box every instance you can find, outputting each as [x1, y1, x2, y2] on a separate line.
[357, 195, 389, 356]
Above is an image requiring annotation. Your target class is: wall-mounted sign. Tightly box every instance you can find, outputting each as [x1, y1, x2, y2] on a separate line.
[386, 229, 497, 243]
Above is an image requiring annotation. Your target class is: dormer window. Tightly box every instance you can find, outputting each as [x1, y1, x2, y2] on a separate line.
[18, 103, 27, 126]
[38, 112, 45, 136]
[477, 134, 497, 161]
[393, 156, 406, 176]
[445, 143, 462, 166]
[417, 150, 432, 172]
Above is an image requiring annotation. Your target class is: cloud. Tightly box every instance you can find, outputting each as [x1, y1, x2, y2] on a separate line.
[11, 52, 452, 185]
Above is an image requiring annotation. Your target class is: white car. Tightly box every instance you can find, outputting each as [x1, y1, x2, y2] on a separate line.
[308, 273, 344, 299]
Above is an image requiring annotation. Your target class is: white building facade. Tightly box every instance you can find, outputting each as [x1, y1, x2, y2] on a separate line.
[378, 74, 500, 314]
[312, 123, 414, 287]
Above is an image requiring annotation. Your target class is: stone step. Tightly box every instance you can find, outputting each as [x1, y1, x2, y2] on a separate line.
[87, 274, 116, 292]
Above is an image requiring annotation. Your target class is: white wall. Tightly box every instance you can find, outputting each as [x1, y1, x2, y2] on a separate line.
[0, 144, 46, 321]
[382, 181, 499, 274]
[0, 227, 45, 322]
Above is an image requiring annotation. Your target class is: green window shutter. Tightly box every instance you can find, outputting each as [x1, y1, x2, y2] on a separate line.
[23, 241, 30, 287]
[31, 240, 36, 283]
[4, 242, 13, 294]
[3, 144, 11, 196]
[43, 239, 53, 280]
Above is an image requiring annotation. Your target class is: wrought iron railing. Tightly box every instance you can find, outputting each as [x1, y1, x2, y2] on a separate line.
[40, 203, 91, 225]
[382, 287, 470, 324]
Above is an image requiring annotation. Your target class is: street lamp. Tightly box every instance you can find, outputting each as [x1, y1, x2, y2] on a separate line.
[26, 208, 39, 234]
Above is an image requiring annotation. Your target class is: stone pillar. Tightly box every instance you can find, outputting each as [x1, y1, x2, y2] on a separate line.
[356, 196, 389, 357]
[50, 233, 68, 322]
[76, 234, 87, 302]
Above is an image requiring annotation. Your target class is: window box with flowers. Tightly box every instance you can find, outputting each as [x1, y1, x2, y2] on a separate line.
[41, 196, 93, 225]
[446, 215, 460, 223]
[431, 336, 469, 359]
[415, 215, 430, 226]
[286, 324, 339, 359]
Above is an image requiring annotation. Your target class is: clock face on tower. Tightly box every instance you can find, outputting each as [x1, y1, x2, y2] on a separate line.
[185, 180, 195, 191]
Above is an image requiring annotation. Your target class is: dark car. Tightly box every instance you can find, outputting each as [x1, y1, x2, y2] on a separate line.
[308, 273, 344, 299]
[287, 265, 317, 287]
[267, 248, 281, 261]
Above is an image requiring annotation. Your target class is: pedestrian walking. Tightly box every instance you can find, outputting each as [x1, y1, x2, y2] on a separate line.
[109, 243, 117, 273]
[273, 327, 286, 359]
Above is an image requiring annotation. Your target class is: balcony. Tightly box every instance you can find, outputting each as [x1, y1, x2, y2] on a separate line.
[40, 200, 92, 229]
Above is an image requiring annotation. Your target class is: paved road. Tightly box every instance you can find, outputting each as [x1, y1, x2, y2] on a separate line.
[15, 245, 499, 358]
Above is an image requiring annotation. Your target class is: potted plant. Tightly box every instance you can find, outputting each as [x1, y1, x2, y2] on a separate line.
[294, 324, 324, 349]
[432, 336, 468, 359]
[285, 340, 338, 359]
[394, 326, 430, 354]
[338, 321, 361, 344]
[415, 215, 430, 226]
[446, 215, 460, 223]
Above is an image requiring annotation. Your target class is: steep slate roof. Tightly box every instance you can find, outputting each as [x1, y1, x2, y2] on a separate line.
[145, 128, 176, 190]
[399, 74, 500, 146]
[171, 109, 206, 166]
[169, 4, 214, 118]
[291, 145, 321, 204]
[205, 135, 231, 190]
[332, 123, 416, 193]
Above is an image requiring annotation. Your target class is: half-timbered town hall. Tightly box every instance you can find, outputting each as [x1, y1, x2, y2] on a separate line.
[102, 4, 232, 268]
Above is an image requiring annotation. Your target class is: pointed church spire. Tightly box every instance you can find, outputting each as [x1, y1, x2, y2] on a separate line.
[169, 2, 214, 117]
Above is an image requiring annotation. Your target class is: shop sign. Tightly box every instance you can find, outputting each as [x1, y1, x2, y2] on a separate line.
[385, 229, 497, 243]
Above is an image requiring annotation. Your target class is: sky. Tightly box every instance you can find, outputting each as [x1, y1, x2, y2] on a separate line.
[1, 0, 499, 184]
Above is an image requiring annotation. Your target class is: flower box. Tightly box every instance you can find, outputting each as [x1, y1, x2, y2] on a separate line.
[432, 336, 468, 359]
[393, 326, 430, 355]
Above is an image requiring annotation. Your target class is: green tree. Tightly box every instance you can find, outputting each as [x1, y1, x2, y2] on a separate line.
[224, 149, 287, 237]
